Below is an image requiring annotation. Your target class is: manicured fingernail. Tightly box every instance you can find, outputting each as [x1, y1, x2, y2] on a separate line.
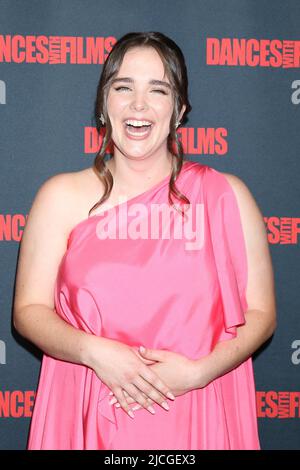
[148, 405, 155, 414]
[109, 397, 117, 405]
[128, 410, 135, 419]
[161, 401, 169, 411]
[115, 403, 121, 408]
[166, 391, 175, 400]
[132, 405, 142, 411]
[109, 391, 113, 396]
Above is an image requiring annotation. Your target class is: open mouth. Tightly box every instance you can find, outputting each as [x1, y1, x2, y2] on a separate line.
[124, 119, 153, 137]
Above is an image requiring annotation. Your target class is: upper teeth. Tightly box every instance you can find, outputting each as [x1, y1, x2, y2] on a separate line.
[125, 120, 152, 127]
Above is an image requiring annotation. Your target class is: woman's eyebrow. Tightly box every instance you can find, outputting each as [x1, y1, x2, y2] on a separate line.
[111, 77, 171, 89]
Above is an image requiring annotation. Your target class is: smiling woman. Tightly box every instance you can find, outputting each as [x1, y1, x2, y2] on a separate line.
[89, 32, 192, 215]
[13, 32, 276, 451]
[105, 47, 178, 163]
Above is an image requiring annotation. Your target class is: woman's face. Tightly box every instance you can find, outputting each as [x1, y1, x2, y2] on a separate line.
[106, 46, 184, 162]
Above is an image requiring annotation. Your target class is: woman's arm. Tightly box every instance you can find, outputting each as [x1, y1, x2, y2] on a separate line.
[191, 173, 277, 388]
[13, 173, 96, 365]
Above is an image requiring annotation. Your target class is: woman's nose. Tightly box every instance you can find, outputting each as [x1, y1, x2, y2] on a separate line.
[129, 92, 149, 111]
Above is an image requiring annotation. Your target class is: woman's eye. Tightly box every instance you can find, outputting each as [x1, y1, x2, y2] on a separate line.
[152, 89, 167, 95]
[114, 86, 130, 91]
[114, 87, 167, 95]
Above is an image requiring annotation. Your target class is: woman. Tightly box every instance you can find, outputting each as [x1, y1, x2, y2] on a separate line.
[13, 32, 276, 450]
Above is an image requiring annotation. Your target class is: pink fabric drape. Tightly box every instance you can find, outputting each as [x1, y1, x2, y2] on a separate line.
[27, 161, 260, 450]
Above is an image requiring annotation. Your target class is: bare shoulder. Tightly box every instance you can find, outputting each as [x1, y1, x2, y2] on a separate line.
[28, 166, 103, 233]
[29, 171, 80, 232]
[14, 172, 79, 312]
[221, 172, 264, 222]
[14, 167, 102, 312]
[221, 171, 271, 269]
[73, 166, 105, 203]
[39, 167, 95, 200]
[221, 172, 271, 276]
[222, 172, 253, 201]
[36, 170, 77, 201]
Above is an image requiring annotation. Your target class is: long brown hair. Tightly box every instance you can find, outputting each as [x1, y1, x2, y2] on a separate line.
[89, 31, 192, 217]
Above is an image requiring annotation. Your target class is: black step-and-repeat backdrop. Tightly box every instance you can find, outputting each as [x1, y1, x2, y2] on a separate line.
[0, 0, 299, 450]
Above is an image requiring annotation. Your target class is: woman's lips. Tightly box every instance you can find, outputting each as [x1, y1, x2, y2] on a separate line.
[124, 123, 153, 140]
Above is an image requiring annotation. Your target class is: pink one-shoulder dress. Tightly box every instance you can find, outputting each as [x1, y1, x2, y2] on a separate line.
[27, 160, 260, 450]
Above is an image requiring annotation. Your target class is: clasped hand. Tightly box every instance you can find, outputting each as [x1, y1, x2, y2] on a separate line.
[108, 345, 198, 415]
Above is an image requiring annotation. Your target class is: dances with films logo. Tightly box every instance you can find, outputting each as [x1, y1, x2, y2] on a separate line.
[206, 37, 300, 67]
[0, 34, 116, 64]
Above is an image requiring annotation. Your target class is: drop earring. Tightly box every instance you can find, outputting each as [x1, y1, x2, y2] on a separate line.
[99, 113, 105, 126]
